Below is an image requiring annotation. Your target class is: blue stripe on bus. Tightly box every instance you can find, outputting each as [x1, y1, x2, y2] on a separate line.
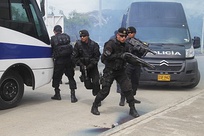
[0, 42, 52, 59]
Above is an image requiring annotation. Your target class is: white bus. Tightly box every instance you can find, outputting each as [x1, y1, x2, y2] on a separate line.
[0, 0, 53, 109]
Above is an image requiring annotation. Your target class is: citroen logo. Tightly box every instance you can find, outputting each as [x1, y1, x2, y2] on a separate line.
[160, 60, 169, 66]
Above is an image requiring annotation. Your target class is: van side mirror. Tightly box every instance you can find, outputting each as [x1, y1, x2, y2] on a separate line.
[121, 14, 127, 27]
[193, 36, 200, 49]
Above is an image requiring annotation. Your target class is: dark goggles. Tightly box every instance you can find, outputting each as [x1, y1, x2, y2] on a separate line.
[80, 35, 87, 37]
[119, 34, 127, 38]
[127, 31, 134, 34]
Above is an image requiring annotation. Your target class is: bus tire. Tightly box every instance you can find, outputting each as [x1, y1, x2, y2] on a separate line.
[0, 72, 24, 110]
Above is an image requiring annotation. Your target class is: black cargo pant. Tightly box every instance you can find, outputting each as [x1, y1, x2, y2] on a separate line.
[125, 64, 141, 95]
[117, 64, 141, 95]
[52, 58, 77, 90]
[93, 67, 135, 104]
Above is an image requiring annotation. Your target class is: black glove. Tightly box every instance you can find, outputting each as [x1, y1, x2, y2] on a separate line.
[121, 53, 132, 60]
[78, 62, 85, 71]
[83, 57, 90, 64]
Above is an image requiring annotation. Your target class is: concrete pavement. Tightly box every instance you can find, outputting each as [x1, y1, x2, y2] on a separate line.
[1, 67, 204, 136]
[100, 90, 204, 136]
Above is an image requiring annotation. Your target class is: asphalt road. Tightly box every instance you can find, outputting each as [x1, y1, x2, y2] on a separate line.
[0, 55, 203, 136]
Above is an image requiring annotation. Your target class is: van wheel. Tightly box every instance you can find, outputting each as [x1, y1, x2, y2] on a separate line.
[184, 71, 200, 89]
[0, 72, 24, 110]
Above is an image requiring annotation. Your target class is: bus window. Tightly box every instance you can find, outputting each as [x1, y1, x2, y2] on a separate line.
[11, 2, 29, 22]
[30, 5, 42, 38]
[0, 0, 50, 45]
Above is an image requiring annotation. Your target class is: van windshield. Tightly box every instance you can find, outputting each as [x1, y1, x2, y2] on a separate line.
[136, 26, 190, 44]
[128, 2, 191, 45]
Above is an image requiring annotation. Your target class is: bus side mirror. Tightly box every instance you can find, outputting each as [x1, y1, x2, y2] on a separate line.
[40, 0, 45, 17]
[193, 36, 200, 49]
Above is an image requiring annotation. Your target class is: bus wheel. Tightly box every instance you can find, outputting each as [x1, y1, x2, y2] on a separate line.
[0, 72, 24, 110]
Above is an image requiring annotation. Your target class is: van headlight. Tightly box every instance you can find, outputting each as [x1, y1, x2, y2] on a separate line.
[185, 46, 194, 58]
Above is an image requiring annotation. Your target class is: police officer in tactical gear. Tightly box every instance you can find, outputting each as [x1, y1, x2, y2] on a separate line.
[91, 27, 140, 118]
[51, 25, 78, 103]
[72, 30, 101, 97]
[118, 26, 147, 106]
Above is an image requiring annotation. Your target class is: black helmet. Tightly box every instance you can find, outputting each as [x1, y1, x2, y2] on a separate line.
[53, 25, 62, 32]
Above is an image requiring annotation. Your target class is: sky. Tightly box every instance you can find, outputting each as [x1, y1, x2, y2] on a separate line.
[47, 0, 99, 15]
[46, 0, 204, 40]
[47, 0, 204, 17]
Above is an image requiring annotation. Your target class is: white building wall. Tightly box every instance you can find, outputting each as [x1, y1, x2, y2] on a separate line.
[44, 15, 64, 37]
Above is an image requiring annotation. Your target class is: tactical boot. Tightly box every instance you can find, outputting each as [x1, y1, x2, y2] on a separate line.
[51, 89, 61, 100]
[70, 89, 78, 103]
[129, 102, 140, 118]
[133, 90, 141, 103]
[91, 102, 100, 115]
[134, 98, 141, 104]
[119, 95, 125, 106]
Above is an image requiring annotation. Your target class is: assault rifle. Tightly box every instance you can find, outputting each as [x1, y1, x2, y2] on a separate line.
[79, 66, 93, 89]
[122, 52, 155, 69]
[128, 38, 156, 56]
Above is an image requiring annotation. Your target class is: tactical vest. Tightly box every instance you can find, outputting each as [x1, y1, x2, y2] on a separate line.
[102, 39, 127, 70]
[52, 33, 72, 58]
[76, 40, 96, 65]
